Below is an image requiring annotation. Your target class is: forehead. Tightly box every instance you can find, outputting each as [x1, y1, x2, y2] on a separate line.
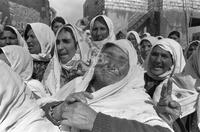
[141, 40, 151, 45]
[2, 31, 17, 37]
[27, 29, 34, 35]
[93, 19, 107, 28]
[58, 29, 72, 37]
[102, 44, 128, 59]
[152, 45, 171, 55]
[53, 22, 63, 27]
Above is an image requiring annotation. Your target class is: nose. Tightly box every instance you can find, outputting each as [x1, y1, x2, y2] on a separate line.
[56, 41, 63, 51]
[155, 55, 162, 63]
[5, 38, 11, 45]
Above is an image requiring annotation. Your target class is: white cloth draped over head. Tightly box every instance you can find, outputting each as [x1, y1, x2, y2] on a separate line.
[126, 30, 141, 44]
[0, 61, 59, 132]
[88, 15, 116, 66]
[1, 45, 47, 99]
[146, 39, 188, 109]
[42, 24, 89, 96]
[25, 22, 55, 61]
[145, 38, 185, 81]
[5, 25, 28, 49]
[53, 39, 172, 131]
[1, 45, 33, 81]
[90, 15, 116, 49]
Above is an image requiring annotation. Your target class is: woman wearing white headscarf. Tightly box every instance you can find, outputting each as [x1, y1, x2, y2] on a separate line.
[88, 15, 116, 65]
[139, 36, 158, 66]
[144, 38, 186, 100]
[126, 30, 142, 64]
[0, 45, 47, 99]
[47, 39, 172, 132]
[0, 25, 28, 48]
[24, 22, 55, 81]
[0, 61, 60, 132]
[42, 24, 90, 96]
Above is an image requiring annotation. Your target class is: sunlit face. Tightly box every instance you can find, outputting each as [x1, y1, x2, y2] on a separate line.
[149, 46, 173, 76]
[140, 40, 152, 60]
[0, 53, 10, 66]
[94, 44, 129, 86]
[52, 22, 64, 34]
[0, 30, 18, 47]
[169, 34, 180, 43]
[26, 29, 41, 54]
[56, 29, 76, 64]
[91, 20, 109, 41]
[127, 33, 137, 49]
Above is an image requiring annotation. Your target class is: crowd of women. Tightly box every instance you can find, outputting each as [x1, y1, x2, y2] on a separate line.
[0, 14, 200, 132]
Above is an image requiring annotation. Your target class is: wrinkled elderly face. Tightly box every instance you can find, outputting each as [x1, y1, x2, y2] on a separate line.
[26, 29, 41, 54]
[149, 46, 173, 76]
[0, 30, 18, 47]
[91, 20, 109, 41]
[56, 29, 76, 64]
[94, 44, 129, 86]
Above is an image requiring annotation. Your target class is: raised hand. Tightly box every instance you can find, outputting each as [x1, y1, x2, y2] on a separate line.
[156, 78, 181, 125]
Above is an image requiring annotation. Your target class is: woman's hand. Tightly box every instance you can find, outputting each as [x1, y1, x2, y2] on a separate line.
[156, 78, 181, 125]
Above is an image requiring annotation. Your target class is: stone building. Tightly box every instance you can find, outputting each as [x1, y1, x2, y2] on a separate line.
[0, 0, 51, 31]
[83, 0, 200, 47]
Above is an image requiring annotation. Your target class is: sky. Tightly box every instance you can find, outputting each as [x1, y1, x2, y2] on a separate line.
[49, 0, 85, 24]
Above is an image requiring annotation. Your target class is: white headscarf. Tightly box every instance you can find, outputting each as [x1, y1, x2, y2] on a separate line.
[147, 39, 186, 106]
[42, 24, 89, 95]
[53, 39, 172, 131]
[25, 23, 55, 61]
[126, 30, 141, 44]
[0, 61, 59, 132]
[1, 45, 33, 81]
[1, 45, 47, 99]
[90, 15, 115, 49]
[5, 25, 28, 49]
[145, 38, 185, 81]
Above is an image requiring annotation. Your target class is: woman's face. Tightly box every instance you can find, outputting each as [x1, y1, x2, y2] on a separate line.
[52, 22, 64, 35]
[186, 43, 198, 59]
[149, 46, 173, 76]
[0, 30, 18, 47]
[26, 29, 41, 54]
[94, 45, 129, 86]
[140, 40, 152, 60]
[56, 29, 76, 64]
[91, 20, 109, 41]
[127, 33, 137, 48]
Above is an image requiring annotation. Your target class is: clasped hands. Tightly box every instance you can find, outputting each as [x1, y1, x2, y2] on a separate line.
[52, 92, 97, 131]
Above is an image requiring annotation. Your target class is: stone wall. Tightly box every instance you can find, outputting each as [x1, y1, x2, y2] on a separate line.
[0, 0, 50, 31]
